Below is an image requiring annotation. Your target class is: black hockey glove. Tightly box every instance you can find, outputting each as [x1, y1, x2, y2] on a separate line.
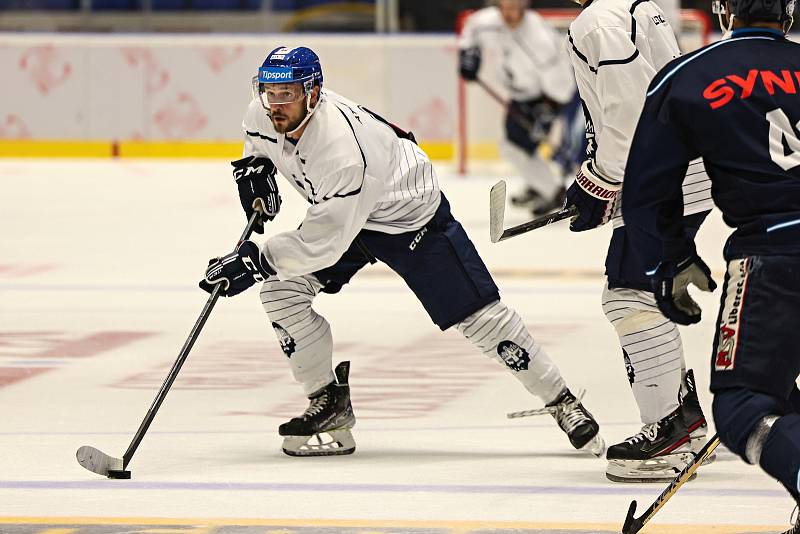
[459, 47, 481, 81]
[232, 156, 280, 235]
[566, 160, 621, 232]
[651, 252, 717, 325]
[510, 98, 559, 142]
[199, 240, 276, 297]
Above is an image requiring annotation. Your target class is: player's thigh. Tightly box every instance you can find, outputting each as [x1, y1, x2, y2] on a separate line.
[312, 236, 372, 294]
[711, 254, 800, 399]
[362, 207, 499, 331]
[606, 211, 709, 291]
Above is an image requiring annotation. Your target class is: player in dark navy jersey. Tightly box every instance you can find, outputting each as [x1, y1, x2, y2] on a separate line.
[622, 0, 800, 527]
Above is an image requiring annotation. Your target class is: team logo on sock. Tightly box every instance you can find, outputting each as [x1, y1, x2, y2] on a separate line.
[623, 349, 635, 384]
[497, 341, 530, 372]
[272, 322, 296, 358]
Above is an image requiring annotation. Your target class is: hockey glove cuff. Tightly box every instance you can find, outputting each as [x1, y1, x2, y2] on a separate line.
[651, 253, 717, 325]
[199, 240, 276, 297]
[232, 156, 281, 234]
[566, 160, 621, 232]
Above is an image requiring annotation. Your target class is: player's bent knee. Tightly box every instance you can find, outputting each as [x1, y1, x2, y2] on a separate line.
[712, 388, 784, 463]
[260, 276, 317, 318]
[601, 286, 664, 336]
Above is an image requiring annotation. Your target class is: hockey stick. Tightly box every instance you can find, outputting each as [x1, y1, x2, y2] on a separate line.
[476, 78, 535, 131]
[76, 212, 261, 479]
[621, 434, 721, 534]
[489, 179, 576, 243]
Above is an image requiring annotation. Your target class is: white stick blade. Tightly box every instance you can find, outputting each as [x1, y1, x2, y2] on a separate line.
[489, 180, 507, 243]
[76, 445, 122, 476]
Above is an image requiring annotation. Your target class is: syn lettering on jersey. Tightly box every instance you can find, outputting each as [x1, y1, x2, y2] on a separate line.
[703, 69, 800, 110]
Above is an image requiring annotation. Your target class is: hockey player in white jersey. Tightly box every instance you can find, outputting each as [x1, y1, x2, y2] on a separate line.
[459, 0, 577, 216]
[199, 46, 604, 458]
[563, 0, 715, 481]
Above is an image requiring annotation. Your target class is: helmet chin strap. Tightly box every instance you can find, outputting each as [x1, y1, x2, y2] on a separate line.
[287, 92, 319, 137]
[783, 12, 795, 33]
[719, 11, 736, 37]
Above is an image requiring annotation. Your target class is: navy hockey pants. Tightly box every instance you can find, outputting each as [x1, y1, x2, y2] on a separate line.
[313, 194, 500, 330]
[711, 254, 800, 499]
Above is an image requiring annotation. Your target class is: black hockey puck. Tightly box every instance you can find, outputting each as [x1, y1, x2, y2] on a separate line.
[107, 469, 131, 479]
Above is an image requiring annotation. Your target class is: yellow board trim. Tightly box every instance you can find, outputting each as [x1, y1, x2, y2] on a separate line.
[0, 140, 112, 158]
[0, 140, 485, 161]
[118, 141, 241, 159]
[0, 517, 783, 533]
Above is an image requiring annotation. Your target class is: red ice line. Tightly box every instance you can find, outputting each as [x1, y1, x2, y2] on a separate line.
[0, 331, 156, 388]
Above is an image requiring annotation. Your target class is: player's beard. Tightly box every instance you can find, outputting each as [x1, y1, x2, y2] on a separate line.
[270, 106, 308, 134]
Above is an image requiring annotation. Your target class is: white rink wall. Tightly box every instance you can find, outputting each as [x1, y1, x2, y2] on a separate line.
[0, 33, 458, 144]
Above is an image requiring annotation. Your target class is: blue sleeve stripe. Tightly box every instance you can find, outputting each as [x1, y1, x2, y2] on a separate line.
[767, 217, 800, 233]
[646, 36, 774, 97]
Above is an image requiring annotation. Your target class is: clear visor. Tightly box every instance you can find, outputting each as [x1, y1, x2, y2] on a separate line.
[251, 77, 306, 107]
[711, 0, 725, 15]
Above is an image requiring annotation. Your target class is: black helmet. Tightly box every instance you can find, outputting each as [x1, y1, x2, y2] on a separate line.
[713, 0, 796, 31]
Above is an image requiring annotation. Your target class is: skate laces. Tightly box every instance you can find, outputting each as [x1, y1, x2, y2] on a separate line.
[507, 389, 588, 424]
[303, 392, 329, 418]
[554, 393, 591, 433]
[625, 421, 661, 444]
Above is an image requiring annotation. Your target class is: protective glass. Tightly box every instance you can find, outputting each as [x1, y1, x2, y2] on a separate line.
[251, 77, 306, 108]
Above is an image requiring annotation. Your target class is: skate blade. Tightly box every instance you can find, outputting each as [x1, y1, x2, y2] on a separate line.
[580, 434, 606, 457]
[76, 445, 122, 476]
[606, 453, 695, 483]
[282, 429, 356, 457]
[689, 436, 717, 465]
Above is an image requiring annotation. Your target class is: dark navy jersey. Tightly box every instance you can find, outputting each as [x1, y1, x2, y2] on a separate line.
[622, 28, 800, 268]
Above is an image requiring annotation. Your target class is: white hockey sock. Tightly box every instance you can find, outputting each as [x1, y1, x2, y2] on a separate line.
[500, 139, 562, 200]
[602, 283, 684, 424]
[261, 274, 334, 396]
[457, 300, 566, 404]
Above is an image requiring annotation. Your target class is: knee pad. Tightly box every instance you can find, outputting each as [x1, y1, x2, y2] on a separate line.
[601, 285, 663, 333]
[712, 388, 785, 463]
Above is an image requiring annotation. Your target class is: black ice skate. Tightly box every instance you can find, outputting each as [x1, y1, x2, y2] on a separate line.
[681, 369, 715, 464]
[510, 186, 543, 208]
[279, 361, 356, 457]
[606, 408, 694, 483]
[531, 186, 567, 217]
[508, 389, 605, 457]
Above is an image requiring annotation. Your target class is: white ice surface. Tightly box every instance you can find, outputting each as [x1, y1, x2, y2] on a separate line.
[0, 159, 792, 530]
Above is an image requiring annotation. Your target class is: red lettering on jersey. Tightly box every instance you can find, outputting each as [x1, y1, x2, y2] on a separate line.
[726, 69, 759, 99]
[704, 70, 800, 109]
[703, 78, 735, 109]
[760, 70, 797, 95]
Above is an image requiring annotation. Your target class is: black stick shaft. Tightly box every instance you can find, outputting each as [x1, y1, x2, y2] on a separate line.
[121, 213, 260, 469]
[476, 78, 535, 131]
[499, 206, 577, 241]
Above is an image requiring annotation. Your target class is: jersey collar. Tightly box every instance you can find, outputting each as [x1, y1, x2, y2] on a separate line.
[730, 27, 784, 38]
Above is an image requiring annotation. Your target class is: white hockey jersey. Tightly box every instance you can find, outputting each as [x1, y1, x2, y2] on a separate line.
[459, 7, 576, 104]
[567, 0, 713, 226]
[241, 89, 441, 280]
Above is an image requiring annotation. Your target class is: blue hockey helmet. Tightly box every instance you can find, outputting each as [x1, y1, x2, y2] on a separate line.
[253, 46, 323, 107]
